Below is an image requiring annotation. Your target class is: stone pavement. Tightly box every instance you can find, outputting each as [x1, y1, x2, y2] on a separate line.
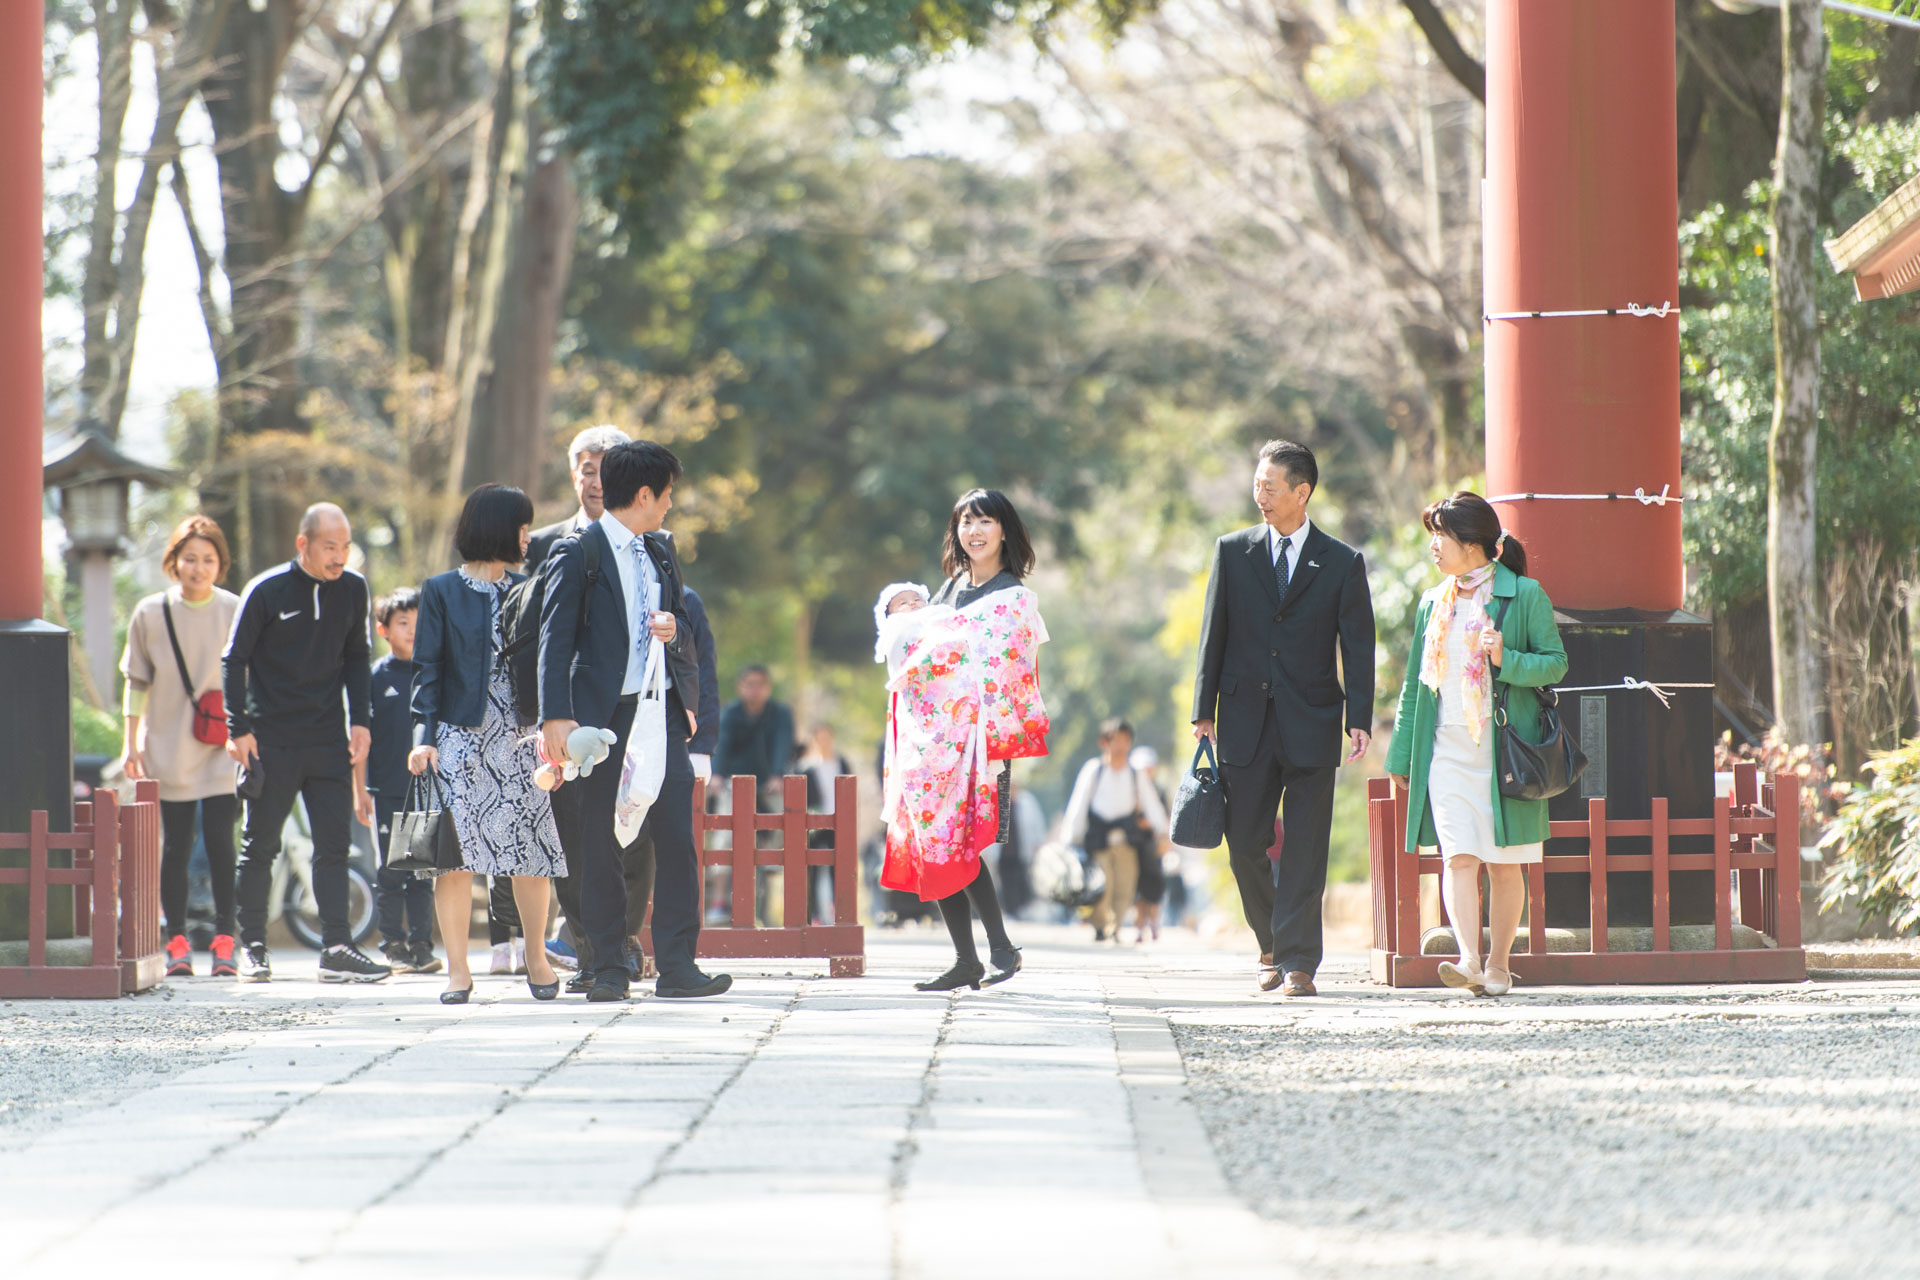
[0, 927, 1287, 1279]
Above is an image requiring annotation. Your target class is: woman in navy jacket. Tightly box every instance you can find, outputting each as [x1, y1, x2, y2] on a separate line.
[409, 484, 566, 1003]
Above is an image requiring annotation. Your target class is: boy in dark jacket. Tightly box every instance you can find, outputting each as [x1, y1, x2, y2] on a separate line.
[354, 588, 441, 973]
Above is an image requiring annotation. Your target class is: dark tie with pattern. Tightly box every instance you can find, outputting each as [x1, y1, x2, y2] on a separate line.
[1274, 534, 1291, 601]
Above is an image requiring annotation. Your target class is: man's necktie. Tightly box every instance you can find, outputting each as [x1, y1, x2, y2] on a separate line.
[1274, 534, 1292, 601]
[630, 540, 657, 662]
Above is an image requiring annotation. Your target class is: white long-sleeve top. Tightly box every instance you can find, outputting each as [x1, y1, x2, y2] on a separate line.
[1063, 756, 1169, 848]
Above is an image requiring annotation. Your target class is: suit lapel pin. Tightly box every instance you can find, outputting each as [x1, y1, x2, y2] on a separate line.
[1308, 560, 1320, 568]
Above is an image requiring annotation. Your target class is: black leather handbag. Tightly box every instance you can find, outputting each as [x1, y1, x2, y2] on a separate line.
[1490, 597, 1588, 801]
[386, 771, 462, 873]
[1170, 738, 1229, 848]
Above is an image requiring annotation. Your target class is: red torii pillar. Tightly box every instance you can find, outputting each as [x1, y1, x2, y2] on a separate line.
[1, 4, 74, 836]
[1482, 0, 1712, 926]
[1483, 0, 1682, 607]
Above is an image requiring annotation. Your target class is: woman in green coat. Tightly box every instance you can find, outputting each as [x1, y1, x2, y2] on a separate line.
[1385, 493, 1567, 996]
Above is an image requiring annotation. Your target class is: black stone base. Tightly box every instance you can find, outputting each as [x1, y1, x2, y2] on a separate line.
[0, 620, 75, 943]
[1545, 608, 1716, 927]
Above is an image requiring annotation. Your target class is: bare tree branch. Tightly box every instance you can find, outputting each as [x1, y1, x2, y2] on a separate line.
[1399, 0, 1484, 104]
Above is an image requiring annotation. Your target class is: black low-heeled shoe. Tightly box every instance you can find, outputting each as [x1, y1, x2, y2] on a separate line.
[439, 985, 473, 1005]
[914, 960, 986, 992]
[981, 946, 1022, 987]
[528, 976, 560, 1001]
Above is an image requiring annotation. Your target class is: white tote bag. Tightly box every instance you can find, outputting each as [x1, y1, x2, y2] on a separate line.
[613, 638, 668, 846]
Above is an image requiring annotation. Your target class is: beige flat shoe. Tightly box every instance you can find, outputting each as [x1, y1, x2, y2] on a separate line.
[1480, 964, 1514, 997]
[1437, 959, 1486, 993]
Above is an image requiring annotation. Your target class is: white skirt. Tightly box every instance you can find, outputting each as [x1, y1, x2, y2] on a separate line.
[1421, 720, 1543, 865]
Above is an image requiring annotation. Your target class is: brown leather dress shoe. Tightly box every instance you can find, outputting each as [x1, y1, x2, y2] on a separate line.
[1257, 952, 1283, 992]
[1280, 970, 1317, 997]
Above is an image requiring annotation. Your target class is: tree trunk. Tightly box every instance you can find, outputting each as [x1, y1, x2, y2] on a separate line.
[1767, 0, 1824, 751]
[468, 147, 575, 494]
[77, 0, 134, 430]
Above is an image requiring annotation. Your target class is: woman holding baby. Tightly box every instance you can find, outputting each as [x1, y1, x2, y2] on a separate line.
[876, 489, 1050, 992]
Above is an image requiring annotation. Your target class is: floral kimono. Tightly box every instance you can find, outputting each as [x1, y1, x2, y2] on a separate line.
[881, 586, 1049, 902]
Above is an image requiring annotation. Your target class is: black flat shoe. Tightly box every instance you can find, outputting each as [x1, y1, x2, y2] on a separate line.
[439, 985, 473, 1005]
[915, 960, 986, 992]
[981, 946, 1022, 987]
[528, 976, 560, 1001]
[566, 970, 595, 995]
[656, 971, 732, 999]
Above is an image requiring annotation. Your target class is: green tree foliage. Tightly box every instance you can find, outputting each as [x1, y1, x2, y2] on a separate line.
[535, 0, 1151, 241]
[1821, 739, 1920, 931]
[1682, 119, 1920, 769]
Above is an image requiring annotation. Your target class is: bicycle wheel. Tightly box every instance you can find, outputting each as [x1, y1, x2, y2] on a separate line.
[283, 866, 378, 949]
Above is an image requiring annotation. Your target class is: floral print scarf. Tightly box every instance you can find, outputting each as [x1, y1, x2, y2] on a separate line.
[1419, 563, 1498, 743]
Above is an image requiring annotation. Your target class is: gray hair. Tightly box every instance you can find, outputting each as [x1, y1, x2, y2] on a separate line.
[568, 424, 632, 470]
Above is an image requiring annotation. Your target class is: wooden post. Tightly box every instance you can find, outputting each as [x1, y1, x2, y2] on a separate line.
[1713, 790, 1733, 952]
[89, 794, 119, 972]
[832, 776, 859, 926]
[1771, 772, 1803, 950]
[1528, 862, 1548, 956]
[1650, 796, 1671, 953]
[26, 809, 47, 968]
[781, 775, 808, 929]
[1587, 797, 1608, 952]
[729, 774, 756, 927]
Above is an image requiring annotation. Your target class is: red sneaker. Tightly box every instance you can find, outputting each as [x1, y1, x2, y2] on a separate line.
[166, 934, 193, 978]
[208, 933, 238, 978]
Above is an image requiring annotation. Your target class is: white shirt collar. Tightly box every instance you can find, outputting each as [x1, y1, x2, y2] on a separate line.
[598, 511, 641, 554]
[1268, 518, 1311, 557]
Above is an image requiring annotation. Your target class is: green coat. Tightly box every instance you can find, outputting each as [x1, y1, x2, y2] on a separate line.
[1383, 564, 1568, 853]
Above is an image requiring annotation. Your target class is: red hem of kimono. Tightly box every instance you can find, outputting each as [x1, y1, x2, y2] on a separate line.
[880, 787, 1000, 903]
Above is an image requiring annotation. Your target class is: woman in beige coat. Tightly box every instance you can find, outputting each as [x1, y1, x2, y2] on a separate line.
[119, 516, 242, 977]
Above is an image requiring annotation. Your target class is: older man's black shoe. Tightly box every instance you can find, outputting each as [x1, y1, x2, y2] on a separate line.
[655, 970, 732, 999]
[586, 975, 630, 1002]
[566, 969, 595, 995]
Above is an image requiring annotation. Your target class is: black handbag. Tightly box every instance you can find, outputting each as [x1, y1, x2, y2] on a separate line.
[386, 771, 462, 873]
[1169, 738, 1229, 848]
[1490, 597, 1588, 801]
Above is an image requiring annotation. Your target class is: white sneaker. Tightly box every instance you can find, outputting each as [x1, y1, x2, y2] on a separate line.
[488, 941, 515, 975]
[510, 936, 527, 975]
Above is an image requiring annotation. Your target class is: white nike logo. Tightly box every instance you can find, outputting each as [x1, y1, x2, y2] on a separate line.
[383, 687, 400, 696]
[279, 609, 302, 620]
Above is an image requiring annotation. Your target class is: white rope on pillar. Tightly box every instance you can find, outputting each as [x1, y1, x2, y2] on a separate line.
[1555, 678, 1716, 710]
[1486, 485, 1684, 507]
[1483, 301, 1676, 322]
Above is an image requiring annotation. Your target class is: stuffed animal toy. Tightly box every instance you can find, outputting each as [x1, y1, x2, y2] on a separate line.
[533, 724, 619, 791]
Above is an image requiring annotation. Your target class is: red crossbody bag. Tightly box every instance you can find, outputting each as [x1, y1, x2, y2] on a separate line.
[162, 600, 228, 746]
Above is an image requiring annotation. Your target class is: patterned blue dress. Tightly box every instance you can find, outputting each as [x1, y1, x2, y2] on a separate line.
[427, 571, 566, 879]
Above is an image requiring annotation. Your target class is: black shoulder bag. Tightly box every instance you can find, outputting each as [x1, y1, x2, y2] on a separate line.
[1170, 738, 1228, 848]
[1490, 595, 1589, 801]
[385, 770, 463, 873]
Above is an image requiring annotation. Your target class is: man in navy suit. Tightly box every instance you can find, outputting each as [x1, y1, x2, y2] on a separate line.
[537, 440, 731, 1001]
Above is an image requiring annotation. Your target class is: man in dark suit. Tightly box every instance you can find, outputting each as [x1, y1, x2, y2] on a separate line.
[526, 424, 631, 570]
[1192, 440, 1375, 997]
[537, 440, 730, 1002]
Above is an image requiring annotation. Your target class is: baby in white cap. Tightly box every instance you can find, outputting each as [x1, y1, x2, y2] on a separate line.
[873, 581, 956, 677]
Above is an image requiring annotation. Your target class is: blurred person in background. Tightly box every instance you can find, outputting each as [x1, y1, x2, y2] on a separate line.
[1063, 719, 1167, 943]
[1128, 744, 1172, 941]
[120, 516, 241, 978]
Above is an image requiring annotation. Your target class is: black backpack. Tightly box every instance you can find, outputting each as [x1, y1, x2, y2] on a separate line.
[500, 532, 601, 726]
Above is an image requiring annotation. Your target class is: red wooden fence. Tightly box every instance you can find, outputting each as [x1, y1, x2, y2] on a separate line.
[0, 778, 164, 997]
[1368, 762, 1805, 986]
[640, 774, 865, 977]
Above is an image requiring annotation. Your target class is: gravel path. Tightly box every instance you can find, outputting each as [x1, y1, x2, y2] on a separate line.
[0, 985, 334, 1148]
[1174, 982, 1920, 1279]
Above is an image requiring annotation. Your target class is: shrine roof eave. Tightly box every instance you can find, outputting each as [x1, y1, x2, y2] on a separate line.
[1825, 165, 1920, 301]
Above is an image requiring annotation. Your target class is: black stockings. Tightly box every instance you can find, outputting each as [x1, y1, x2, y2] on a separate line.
[159, 795, 238, 938]
[936, 863, 1012, 965]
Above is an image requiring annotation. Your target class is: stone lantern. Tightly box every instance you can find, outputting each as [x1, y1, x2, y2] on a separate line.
[42, 431, 178, 706]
